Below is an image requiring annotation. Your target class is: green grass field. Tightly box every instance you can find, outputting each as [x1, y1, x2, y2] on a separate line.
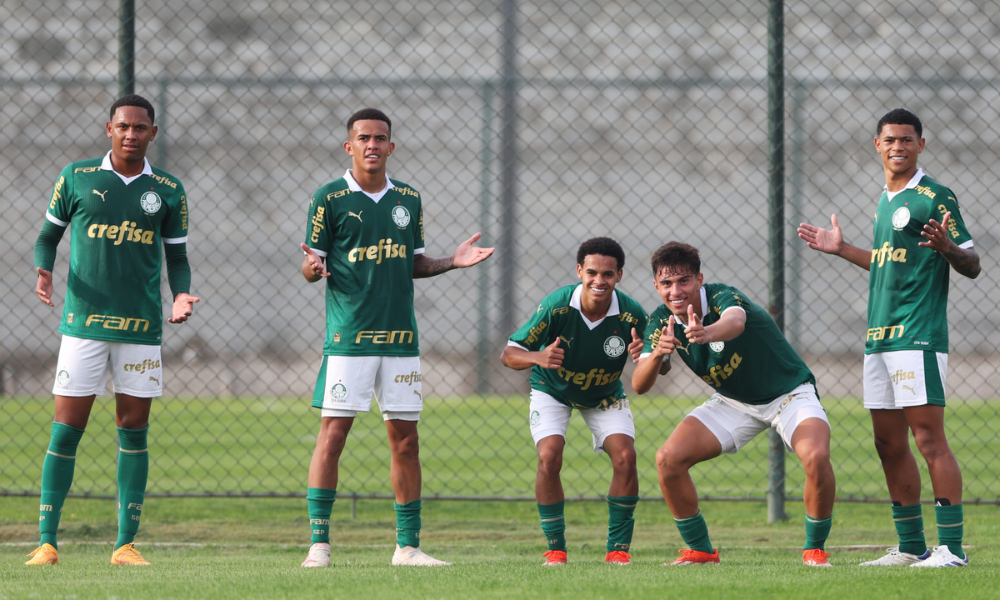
[1, 497, 998, 599]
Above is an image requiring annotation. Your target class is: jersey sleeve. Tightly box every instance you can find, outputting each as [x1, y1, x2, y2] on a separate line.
[641, 309, 666, 355]
[303, 193, 334, 257]
[935, 189, 973, 248]
[413, 201, 425, 254]
[710, 285, 750, 317]
[508, 299, 554, 351]
[162, 183, 189, 244]
[45, 164, 75, 226]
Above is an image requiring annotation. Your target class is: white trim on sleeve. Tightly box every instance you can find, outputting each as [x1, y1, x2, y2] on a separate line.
[506, 340, 529, 350]
[721, 306, 746, 317]
[413, 247, 426, 255]
[163, 236, 188, 244]
[959, 240, 974, 249]
[310, 248, 328, 258]
[45, 213, 69, 227]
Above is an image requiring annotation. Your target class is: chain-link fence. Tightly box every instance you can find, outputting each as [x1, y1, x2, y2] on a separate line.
[2, 1, 998, 503]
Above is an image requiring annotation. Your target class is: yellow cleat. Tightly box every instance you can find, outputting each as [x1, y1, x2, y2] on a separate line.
[110, 542, 150, 566]
[25, 543, 59, 565]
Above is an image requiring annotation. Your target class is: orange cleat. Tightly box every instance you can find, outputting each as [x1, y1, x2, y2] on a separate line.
[666, 548, 719, 565]
[803, 548, 832, 567]
[110, 542, 150, 565]
[605, 550, 631, 565]
[543, 549, 567, 566]
[25, 543, 59, 565]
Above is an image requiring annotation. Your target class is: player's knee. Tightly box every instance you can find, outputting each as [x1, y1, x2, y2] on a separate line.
[391, 433, 420, 460]
[912, 429, 950, 463]
[609, 446, 637, 474]
[872, 433, 906, 460]
[798, 445, 831, 477]
[655, 445, 686, 476]
[537, 447, 563, 474]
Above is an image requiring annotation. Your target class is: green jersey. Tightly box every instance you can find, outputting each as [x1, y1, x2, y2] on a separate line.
[866, 169, 973, 354]
[44, 154, 189, 345]
[643, 283, 815, 405]
[508, 285, 648, 409]
[304, 171, 425, 357]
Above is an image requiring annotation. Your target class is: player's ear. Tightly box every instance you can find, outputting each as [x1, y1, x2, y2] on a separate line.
[918, 138, 925, 153]
[106, 121, 113, 139]
[615, 269, 622, 283]
[696, 272, 704, 287]
[577, 263, 583, 280]
[387, 141, 395, 155]
[343, 140, 352, 155]
[149, 125, 157, 142]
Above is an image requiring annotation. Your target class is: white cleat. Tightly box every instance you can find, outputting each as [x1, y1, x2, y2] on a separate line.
[301, 542, 331, 568]
[910, 545, 968, 568]
[391, 544, 452, 566]
[859, 546, 931, 566]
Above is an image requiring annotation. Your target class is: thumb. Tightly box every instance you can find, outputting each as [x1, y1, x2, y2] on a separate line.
[941, 211, 951, 228]
[830, 213, 840, 231]
[667, 315, 675, 332]
[688, 303, 697, 323]
[547, 337, 561, 349]
[300, 243, 315, 256]
[466, 232, 482, 244]
[189, 296, 201, 304]
[631, 327, 639, 342]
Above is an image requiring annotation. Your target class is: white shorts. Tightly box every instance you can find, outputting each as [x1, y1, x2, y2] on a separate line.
[864, 351, 947, 409]
[528, 389, 635, 454]
[52, 335, 163, 398]
[688, 383, 827, 454]
[313, 355, 422, 421]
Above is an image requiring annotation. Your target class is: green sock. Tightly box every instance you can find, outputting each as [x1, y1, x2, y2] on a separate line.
[39, 422, 85, 549]
[892, 503, 927, 557]
[538, 501, 566, 552]
[307, 487, 336, 544]
[935, 504, 965, 559]
[606, 495, 638, 552]
[115, 426, 149, 550]
[675, 510, 713, 554]
[804, 514, 833, 550]
[394, 499, 421, 548]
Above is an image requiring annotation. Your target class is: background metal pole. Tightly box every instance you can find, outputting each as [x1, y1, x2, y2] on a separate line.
[497, 0, 518, 338]
[766, 0, 788, 524]
[476, 82, 495, 395]
[118, 0, 135, 97]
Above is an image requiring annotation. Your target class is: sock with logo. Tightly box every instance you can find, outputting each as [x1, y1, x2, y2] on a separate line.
[115, 426, 149, 550]
[804, 514, 833, 550]
[39, 422, 86, 549]
[675, 510, 713, 554]
[892, 503, 927, 557]
[606, 495, 639, 552]
[307, 487, 336, 544]
[935, 502, 965, 559]
[395, 499, 421, 548]
[538, 501, 566, 552]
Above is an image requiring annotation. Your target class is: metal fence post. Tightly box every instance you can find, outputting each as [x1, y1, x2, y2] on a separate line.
[497, 0, 518, 338]
[118, 0, 135, 97]
[476, 81, 495, 395]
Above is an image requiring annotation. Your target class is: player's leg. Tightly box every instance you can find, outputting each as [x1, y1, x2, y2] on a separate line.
[28, 336, 106, 565]
[861, 352, 929, 566]
[528, 390, 572, 565]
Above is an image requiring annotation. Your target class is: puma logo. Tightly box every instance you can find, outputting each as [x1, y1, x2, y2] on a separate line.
[674, 341, 691, 355]
[348, 210, 363, 222]
[93, 189, 108, 201]
[413, 390, 422, 400]
[149, 376, 159, 384]
[902, 384, 916, 395]
[560, 336, 574, 348]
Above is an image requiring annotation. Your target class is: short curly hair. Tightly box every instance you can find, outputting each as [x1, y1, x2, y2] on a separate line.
[347, 108, 392, 139]
[650, 242, 700, 277]
[110, 94, 155, 123]
[576, 237, 625, 271]
[877, 108, 922, 139]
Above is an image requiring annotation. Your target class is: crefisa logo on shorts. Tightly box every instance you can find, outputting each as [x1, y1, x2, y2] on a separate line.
[140, 191, 161, 214]
[331, 382, 348, 401]
[391, 205, 410, 228]
[709, 341, 725, 353]
[603, 336, 625, 357]
[56, 370, 70, 386]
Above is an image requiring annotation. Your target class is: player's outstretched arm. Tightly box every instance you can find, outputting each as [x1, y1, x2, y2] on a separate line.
[797, 214, 870, 270]
[168, 292, 200, 324]
[632, 320, 676, 395]
[920, 211, 981, 279]
[500, 338, 563, 371]
[36, 268, 54, 307]
[301, 243, 330, 282]
[413, 232, 495, 279]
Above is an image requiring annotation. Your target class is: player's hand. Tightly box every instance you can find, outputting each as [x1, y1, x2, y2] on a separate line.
[797, 214, 844, 255]
[919, 211, 954, 253]
[169, 292, 200, 323]
[301, 243, 330, 279]
[452, 232, 495, 268]
[651, 317, 678, 357]
[535, 337, 564, 370]
[628, 327, 644, 363]
[685, 304, 709, 344]
[36, 267, 54, 307]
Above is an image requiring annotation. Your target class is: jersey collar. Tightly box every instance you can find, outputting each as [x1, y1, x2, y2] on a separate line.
[884, 168, 924, 202]
[569, 284, 620, 330]
[344, 169, 394, 203]
[100, 151, 153, 185]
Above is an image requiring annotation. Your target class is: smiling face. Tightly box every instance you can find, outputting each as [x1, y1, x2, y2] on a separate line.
[875, 123, 924, 184]
[576, 254, 622, 307]
[106, 105, 156, 166]
[344, 119, 394, 177]
[653, 266, 704, 321]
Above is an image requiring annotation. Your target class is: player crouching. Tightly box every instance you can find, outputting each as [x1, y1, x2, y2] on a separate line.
[632, 242, 836, 567]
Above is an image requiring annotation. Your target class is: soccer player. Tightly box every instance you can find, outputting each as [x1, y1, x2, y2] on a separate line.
[26, 94, 198, 566]
[798, 109, 980, 568]
[500, 237, 648, 566]
[299, 108, 493, 568]
[632, 242, 835, 567]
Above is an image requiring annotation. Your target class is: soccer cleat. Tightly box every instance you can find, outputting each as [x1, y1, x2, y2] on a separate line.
[605, 550, 631, 565]
[25, 543, 59, 565]
[110, 542, 150, 565]
[301, 542, 331, 568]
[391, 545, 451, 566]
[803, 549, 832, 567]
[543, 550, 568, 566]
[666, 548, 719, 565]
[909, 545, 968, 568]
[859, 546, 931, 566]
